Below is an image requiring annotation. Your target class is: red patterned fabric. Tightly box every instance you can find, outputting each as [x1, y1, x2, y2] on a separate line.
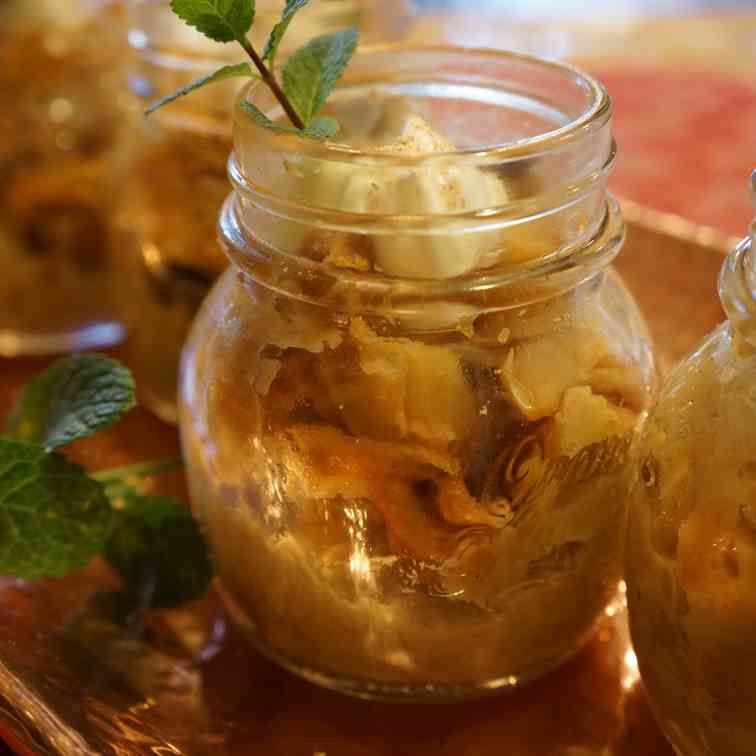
[591, 67, 756, 237]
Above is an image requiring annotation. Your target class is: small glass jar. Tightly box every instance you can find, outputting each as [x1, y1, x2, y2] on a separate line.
[119, 0, 411, 423]
[626, 174, 756, 755]
[0, 0, 129, 356]
[179, 47, 658, 700]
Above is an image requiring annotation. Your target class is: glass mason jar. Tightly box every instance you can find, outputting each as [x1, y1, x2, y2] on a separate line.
[626, 175, 756, 756]
[179, 47, 658, 700]
[0, 0, 129, 356]
[119, 0, 412, 424]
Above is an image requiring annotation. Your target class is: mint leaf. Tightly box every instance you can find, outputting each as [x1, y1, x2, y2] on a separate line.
[6, 355, 135, 451]
[105, 494, 212, 608]
[263, 0, 311, 71]
[170, 0, 254, 43]
[146, 62, 258, 116]
[241, 101, 339, 138]
[282, 28, 358, 125]
[308, 115, 340, 138]
[241, 101, 300, 134]
[0, 439, 113, 580]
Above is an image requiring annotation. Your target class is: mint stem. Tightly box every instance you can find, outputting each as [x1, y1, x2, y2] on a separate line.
[92, 458, 183, 483]
[237, 35, 305, 130]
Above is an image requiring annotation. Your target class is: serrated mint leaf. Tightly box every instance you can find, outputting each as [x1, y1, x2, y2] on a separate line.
[0, 439, 113, 580]
[170, 0, 254, 43]
[241, 101, 339, 139]
[105, 494, 213, 608]
[6, 354, 135, 451]
[262, 0, 311, 70]
[282, 28, 358, 125]
[308, 115, 340, 138]
[146, 62, 257, 116]
[240, 101, 299, 134]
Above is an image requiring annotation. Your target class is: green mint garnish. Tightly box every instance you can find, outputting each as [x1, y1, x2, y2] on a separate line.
[171, 0, 255, 43]
[0, 356, 212, 608]
[6, 353, 135, 451]
[263, 0, 311, 70]
[144, 62, 259, 117]
[147, 0, 357, 139]
[105, 492, 213, 609]
[282, 29, 358, 126]
[242, 101, 338, 138]
[0, 439, 112, 580]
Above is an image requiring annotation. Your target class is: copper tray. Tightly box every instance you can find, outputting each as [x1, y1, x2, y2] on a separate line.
[0, 204, 737, 756]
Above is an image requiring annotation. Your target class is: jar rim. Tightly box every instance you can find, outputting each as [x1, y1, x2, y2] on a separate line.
[224, 44, 619, 304]
[234, 43, 611, 163]
[220, 194, 625, 313]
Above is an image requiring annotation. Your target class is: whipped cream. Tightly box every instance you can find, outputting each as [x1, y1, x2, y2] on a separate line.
[347, 115, 508, 279]
[307, 115, 509, 280]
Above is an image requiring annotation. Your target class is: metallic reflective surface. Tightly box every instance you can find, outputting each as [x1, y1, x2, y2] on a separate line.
[0, 205, 726, 752]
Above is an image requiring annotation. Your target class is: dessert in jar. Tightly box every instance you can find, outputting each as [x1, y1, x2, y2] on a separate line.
[179, 47, 658, 701]
[119, 0, 411, 424]
[0, 0, 128, 356]
[626, 173, 756, 756]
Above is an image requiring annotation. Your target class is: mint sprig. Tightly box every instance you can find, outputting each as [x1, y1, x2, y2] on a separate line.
[105, 492, 213, 608]
[0, 355, 212, 607]
[144, 62, 258, 117]
[147, 0, 357, 139]
[6, 353, 135, 451]
[0, 439, 112, 580]
[171, 0, 255, 43]
[282, 28, 357, 126]
[263, 0, 310, 70]
[241, 101, 338, 138]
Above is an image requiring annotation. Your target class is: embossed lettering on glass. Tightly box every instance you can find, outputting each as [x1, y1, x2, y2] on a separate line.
[179, 47, 658, 701]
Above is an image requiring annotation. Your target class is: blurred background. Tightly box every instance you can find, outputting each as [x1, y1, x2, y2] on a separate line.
[417, 0, 754, 11]
[1, 0, 753, 379]
[0, 0, 753, 395]
[410, 0, 756, 239]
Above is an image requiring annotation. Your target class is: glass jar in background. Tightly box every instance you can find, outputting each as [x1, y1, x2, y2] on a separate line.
[0, 0, 130, 356]
[179, 47, 658, 701]
[119, 0, 412, 424]
[626, 174, 756, 756]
